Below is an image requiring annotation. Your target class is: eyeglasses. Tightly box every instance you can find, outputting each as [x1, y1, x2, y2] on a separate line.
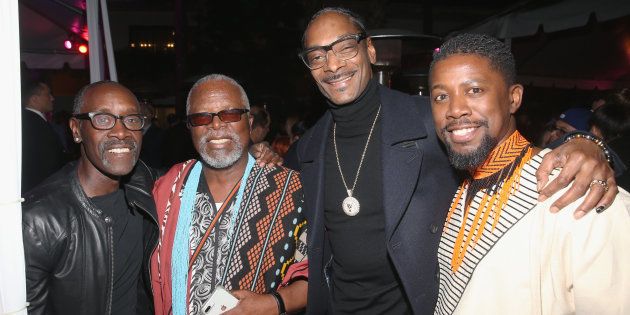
[186, 109, 249, 127]
[73, 112, 146, 131]
[299, 33, 367, 70]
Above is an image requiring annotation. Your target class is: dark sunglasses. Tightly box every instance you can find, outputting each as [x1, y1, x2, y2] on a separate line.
[186, 108, 249, 127]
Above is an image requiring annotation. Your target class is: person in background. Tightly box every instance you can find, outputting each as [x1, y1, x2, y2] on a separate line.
[290, 120, 307, 144]
[250, 104, 271, 144]
[21, 80, 66, 192]
[590, 102, 630, 190]
[547, 107, 592, 143]
[271, 135, 291, 157]
[139, 100, 165, 169]
[161, 113, 196, 168]
[284, 114, 300, 141]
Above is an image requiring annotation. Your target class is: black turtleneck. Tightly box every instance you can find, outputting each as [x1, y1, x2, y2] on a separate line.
[324, 79, 411, 314]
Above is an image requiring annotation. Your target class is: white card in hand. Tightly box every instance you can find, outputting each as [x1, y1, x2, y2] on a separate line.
[202, 286, 239, 315]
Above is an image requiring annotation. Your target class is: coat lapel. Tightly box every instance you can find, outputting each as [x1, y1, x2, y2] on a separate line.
[298, 112, 332, 269]
[380, 89, 428, 240]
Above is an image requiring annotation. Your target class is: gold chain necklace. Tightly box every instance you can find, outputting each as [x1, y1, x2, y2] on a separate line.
[333, 105, 381, 216]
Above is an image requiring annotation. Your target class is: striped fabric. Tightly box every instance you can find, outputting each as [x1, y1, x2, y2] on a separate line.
[435, 154, 541, 315]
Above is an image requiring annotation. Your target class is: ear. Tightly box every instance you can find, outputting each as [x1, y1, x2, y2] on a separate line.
[248, 115, 254, 130]
[69, 118, 82, 141]
[508, 84, 524, 114]
[366, 37, 377, 65]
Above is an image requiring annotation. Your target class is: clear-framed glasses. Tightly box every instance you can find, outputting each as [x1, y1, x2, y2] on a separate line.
[298, 33, 367, 70]
[186, 108, 250, 127]
[73, 112, 146, 131]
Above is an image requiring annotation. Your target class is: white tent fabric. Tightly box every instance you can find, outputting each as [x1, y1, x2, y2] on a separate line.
[0, 0, 27, 313]
[19, 1, 87, 69]
[20, 0, 117, 79]
[468, 0, 630, 39]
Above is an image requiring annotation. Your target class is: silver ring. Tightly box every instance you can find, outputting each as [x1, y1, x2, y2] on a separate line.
[590, 179, 609, 192]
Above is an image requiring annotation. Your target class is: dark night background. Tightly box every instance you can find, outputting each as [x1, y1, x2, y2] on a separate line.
[19, 0, 630, 144]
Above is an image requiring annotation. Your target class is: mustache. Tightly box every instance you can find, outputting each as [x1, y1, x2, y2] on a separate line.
[99, 139, 138, 152]
[442, 118, 489, 132]
[200, 130, 239, 143]
[322, 70, 355, 83]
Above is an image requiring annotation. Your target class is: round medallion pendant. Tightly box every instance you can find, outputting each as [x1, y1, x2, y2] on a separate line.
[342, 196, 360, 216]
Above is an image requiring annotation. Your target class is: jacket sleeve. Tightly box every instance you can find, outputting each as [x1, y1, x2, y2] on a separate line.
[281, 176, 308, 286]
[22, 207, 66, 315]
[570, 191, 630, 314]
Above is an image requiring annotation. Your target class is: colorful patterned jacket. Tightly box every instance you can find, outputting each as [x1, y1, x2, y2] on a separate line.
[150, 160, 308, 315]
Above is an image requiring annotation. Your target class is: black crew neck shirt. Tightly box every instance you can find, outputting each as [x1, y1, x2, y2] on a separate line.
[324, 79, 411, 314]
[91, 189, 143, 315]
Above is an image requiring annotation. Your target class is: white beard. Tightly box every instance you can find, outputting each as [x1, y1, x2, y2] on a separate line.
[197, 132, 244, 169]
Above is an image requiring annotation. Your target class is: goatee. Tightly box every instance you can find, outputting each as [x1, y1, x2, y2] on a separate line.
[444, 134, 498, 172]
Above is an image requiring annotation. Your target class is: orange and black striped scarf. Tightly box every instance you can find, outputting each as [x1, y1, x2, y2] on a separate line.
[446, 130, 533, 273]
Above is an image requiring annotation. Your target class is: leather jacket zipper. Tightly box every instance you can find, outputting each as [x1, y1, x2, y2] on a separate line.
[105, 216, 114, 315]
[128, 192, 160, 314]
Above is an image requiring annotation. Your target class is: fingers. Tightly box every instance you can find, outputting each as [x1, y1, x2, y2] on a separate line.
[569, 166, 617, 218]
[538, 153, 578, 203]
[250, 142, 284, 167]
[544, 155, 599, 211]
[548, 166, 617, 219]
[569, 179, 608, 219]
[250, 143, 264, 159]
[594, 175, 618, 214]
[545, 168, 590, 213]
[230, 290, 248, 300]
[257, 150, 284, 167]
[536, 151, 565, 194]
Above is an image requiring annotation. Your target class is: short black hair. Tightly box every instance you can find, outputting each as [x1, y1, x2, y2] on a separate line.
[606, 88, 630, 106]
[590, 102, 630, 141]
[21, 81, 47, 106]
[302, 7, 367, 48]
[430, 33, 516, 85]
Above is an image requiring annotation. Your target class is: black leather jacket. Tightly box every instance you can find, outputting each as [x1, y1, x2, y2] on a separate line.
[22, 160, 159, 315]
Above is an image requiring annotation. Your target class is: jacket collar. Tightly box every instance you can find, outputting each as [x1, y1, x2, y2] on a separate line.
[67, 160, 159, 224]
[379, 87, 428, 146]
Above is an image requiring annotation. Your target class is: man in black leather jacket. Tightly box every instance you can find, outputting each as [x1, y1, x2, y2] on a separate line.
[22, 81, 159, 315]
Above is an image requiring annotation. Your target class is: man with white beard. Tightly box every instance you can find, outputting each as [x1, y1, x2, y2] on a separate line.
[150, 74, 308, 315]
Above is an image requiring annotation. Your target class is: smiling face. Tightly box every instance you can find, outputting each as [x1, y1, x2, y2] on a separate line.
[303, 12, 376, 105]
[188, 80, 251, 169]
[430, 54, 523, 171]
[70, 83, 142, 179]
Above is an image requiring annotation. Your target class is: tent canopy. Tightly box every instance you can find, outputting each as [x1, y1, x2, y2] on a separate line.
[19, 0, 87, 69]
[463, 0, 630, 90]
[468, 0, 630, 38]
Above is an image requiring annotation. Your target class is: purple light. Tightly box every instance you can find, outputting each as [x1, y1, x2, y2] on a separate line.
[64, 40, 73, 50]
[434, 47, 440, 53]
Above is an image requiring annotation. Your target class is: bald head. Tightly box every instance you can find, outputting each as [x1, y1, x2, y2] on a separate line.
[73, 81, 139, 114]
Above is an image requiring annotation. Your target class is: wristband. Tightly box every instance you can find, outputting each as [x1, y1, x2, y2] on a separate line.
[270, 291, 287, 315]
[563, 133, 613, 166]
